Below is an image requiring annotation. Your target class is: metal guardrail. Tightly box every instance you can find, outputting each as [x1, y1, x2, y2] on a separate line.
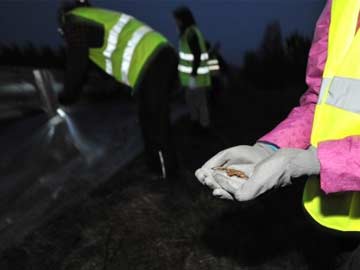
[0, 68, 63, 121]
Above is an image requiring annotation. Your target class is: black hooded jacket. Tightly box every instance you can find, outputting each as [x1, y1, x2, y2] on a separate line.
[57, 1, 106, 104]
[58, 3, 174, 105]
[173, 7, 201, 77]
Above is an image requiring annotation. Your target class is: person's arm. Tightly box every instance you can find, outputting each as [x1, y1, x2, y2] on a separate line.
[59, 16, 89, 105]
[260, 0, 360, 194]
[188, 29, 201, 77]
[258, 0, 331, 149]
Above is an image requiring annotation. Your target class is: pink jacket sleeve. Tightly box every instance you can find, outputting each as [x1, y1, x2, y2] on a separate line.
[259, 0, 360, 194]
[258, 0, 331, 149]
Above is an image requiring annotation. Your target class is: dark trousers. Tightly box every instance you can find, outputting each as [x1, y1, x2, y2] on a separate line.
[135, 46, 179, 178]
[339, 243, 360, 270]
[185, 87, 211, 128]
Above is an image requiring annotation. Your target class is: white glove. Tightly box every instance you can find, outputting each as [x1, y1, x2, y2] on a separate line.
[195, 143, 276, 199]
[214, 147, 320, 201]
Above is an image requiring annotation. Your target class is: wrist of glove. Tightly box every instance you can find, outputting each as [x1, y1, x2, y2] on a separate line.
[213, 147, 320, 202]
[287, 146, 320, 178]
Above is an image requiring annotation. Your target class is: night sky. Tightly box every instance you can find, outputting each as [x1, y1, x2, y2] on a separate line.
[0, 0, 326, 65]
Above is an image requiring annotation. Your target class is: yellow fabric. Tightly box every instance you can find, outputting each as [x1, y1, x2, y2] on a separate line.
[68, 7, 168, 89]
[305, 0, 360, 232]
[336, 30, 360, 78]
[311, 104, 360, 147]
[129, 31, 167, 88]
[303, 176, 360, 232]
[70, 8, 122, 71]
[323, 0, 360, 78]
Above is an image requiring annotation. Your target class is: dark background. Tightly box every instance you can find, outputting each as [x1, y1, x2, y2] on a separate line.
[2, 1, 356, 270]
[0, 0, 325, 65]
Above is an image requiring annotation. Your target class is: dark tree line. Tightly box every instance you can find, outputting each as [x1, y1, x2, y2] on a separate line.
[0, 21, 311, 91]
[0, 42, 66, 68]
[241, 21, 312, 91]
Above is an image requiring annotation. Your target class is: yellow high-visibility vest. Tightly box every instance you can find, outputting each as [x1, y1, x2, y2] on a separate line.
[178, 26, 211, 87]
[303, 0, 360, 232]
[68, 7, 168, 90]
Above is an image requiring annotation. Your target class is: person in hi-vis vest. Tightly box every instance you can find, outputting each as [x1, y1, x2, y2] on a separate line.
[196, 1, 360, 268]
[173, 6, 212, 130]
[57, 0, 179, 179]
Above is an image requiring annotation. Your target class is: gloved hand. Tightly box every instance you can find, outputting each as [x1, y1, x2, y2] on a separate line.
[213, 147, 320, 201]
[195, 143, 276, 199]
[188, 76, 197, 89]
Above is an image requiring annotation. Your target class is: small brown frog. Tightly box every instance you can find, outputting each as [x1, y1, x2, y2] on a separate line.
[212, 167, 249, 179]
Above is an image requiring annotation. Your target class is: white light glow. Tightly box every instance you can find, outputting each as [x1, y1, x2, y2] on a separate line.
[57, 108, 66, 118]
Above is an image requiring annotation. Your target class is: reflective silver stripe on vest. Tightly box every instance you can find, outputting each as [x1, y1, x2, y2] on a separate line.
[208, 65, 220, 71]
[201, 53, 209, 61]
[178, 65, 192, 74]
[318, 77, 331, 104]
[179, 52, 209, 61]
[103, 14, 132, 75]
[208, 59, 219, 65]
[325, 76, 360, 114]
[179, 52, 194, 61]
[197, 66, 209, 74]
[121, 26, 152, 85]
[178, 65, 209, 75]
